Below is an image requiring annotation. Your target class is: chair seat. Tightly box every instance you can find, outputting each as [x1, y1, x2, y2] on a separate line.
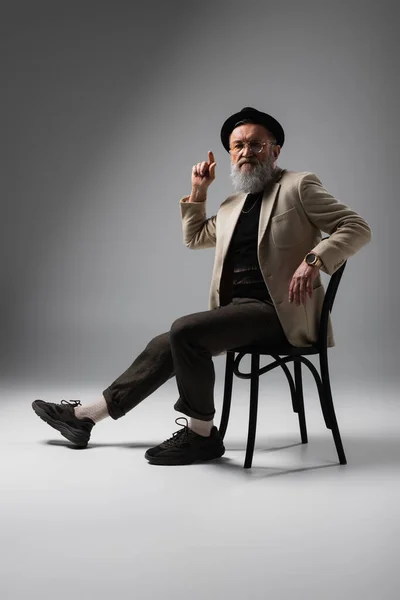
[230, 343, 320, 356]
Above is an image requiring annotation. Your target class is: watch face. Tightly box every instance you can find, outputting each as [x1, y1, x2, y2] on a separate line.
[306, 254, 316, 265]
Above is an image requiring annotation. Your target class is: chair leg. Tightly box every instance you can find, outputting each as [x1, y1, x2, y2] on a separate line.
[320, 351, 347, 465]
[244, 353, 260, 469]
[294, 361, 308, 444]
[273, 355, 297, 413]
[218, 351, 235, 440]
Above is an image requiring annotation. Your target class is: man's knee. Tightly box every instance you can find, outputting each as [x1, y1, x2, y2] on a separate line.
[145, 331, 171, 351]
[170, 316, 193, 341]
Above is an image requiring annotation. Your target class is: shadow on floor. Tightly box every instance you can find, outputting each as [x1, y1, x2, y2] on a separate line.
[43, 432, 400, 474]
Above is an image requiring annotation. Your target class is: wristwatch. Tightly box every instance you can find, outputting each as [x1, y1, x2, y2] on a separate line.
[304, 252, 323, 268]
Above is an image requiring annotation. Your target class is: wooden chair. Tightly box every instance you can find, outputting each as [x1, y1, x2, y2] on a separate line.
[218, 262, 347, 468]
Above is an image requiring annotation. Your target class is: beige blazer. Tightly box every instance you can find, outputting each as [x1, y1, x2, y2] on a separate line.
[179, 167, 372, 348]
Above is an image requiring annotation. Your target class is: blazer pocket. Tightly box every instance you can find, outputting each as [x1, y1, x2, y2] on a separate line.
[271, 207, 303, 248]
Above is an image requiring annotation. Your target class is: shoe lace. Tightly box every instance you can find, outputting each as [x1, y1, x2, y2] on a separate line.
[163, 417, 196, 448]
[60, 399, 82, 408]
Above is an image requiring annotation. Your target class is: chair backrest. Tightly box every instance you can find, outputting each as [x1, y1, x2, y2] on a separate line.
[317, 261, 347, 349]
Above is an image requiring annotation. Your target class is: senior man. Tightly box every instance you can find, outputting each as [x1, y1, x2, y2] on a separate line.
[32, 107, 372, 465]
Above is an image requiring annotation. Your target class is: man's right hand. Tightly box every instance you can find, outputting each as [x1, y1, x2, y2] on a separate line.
[189, 151, 216, 202]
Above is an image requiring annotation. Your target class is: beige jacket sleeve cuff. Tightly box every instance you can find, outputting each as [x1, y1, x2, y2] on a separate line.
[179, 196, 217, 249]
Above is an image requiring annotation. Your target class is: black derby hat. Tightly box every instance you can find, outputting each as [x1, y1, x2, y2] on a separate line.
[220, 107, 285, 152]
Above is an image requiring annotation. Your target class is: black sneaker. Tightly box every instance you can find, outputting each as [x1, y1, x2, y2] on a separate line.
[145, 417, 225, 465]
[32, 399, 95, 448]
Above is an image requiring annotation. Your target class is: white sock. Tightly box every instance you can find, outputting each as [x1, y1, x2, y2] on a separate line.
[74, 396, 110, 423]
[189, 417, 214, 437]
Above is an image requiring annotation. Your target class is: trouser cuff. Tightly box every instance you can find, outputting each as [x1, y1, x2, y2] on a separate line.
[173, 397, 215, 421]
[103, 389, 125, 420]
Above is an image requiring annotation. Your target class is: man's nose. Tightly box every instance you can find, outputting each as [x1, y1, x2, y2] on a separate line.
[241, 143, 253, 157]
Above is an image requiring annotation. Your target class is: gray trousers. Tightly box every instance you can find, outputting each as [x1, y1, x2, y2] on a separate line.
[103, 297, 290, 422]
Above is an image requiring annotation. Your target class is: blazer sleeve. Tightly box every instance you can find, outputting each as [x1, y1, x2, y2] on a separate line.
[179, 196, 217, 249]
[298, 173, 372, 274]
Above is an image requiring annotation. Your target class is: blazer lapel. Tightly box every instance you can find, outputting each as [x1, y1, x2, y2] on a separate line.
[220, 192, 247, 262]
[258, 173, 283, 244]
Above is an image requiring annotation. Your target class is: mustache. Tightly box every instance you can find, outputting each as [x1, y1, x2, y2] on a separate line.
[238, 158, 258, 167]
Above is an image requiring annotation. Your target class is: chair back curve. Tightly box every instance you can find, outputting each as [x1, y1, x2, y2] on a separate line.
[317, 261, 347, 349]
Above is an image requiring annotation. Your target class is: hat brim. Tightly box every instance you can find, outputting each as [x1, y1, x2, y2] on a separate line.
[220, 107, 285, 152]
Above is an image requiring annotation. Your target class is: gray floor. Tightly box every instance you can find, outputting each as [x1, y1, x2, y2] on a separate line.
[1, 377, 399, 600]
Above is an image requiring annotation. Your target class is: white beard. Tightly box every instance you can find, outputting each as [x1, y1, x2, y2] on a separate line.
[230, 156, 276, 193]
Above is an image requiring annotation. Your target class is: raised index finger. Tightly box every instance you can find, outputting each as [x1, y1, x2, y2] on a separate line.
[208, 150, 215, 165]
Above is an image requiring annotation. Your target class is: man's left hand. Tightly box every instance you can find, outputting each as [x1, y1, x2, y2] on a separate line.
[289, 262, 320, 305]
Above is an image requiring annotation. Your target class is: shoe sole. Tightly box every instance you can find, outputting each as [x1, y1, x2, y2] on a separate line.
[32, 402, 90, 448]
[144, 446, 225, 465]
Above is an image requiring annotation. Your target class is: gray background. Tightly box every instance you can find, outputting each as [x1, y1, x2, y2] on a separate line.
[1, 3, 399, 600]
[1, 0, 398, 387]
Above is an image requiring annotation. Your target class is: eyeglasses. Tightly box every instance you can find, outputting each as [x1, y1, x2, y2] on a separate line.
[229, 140, 275, 155]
